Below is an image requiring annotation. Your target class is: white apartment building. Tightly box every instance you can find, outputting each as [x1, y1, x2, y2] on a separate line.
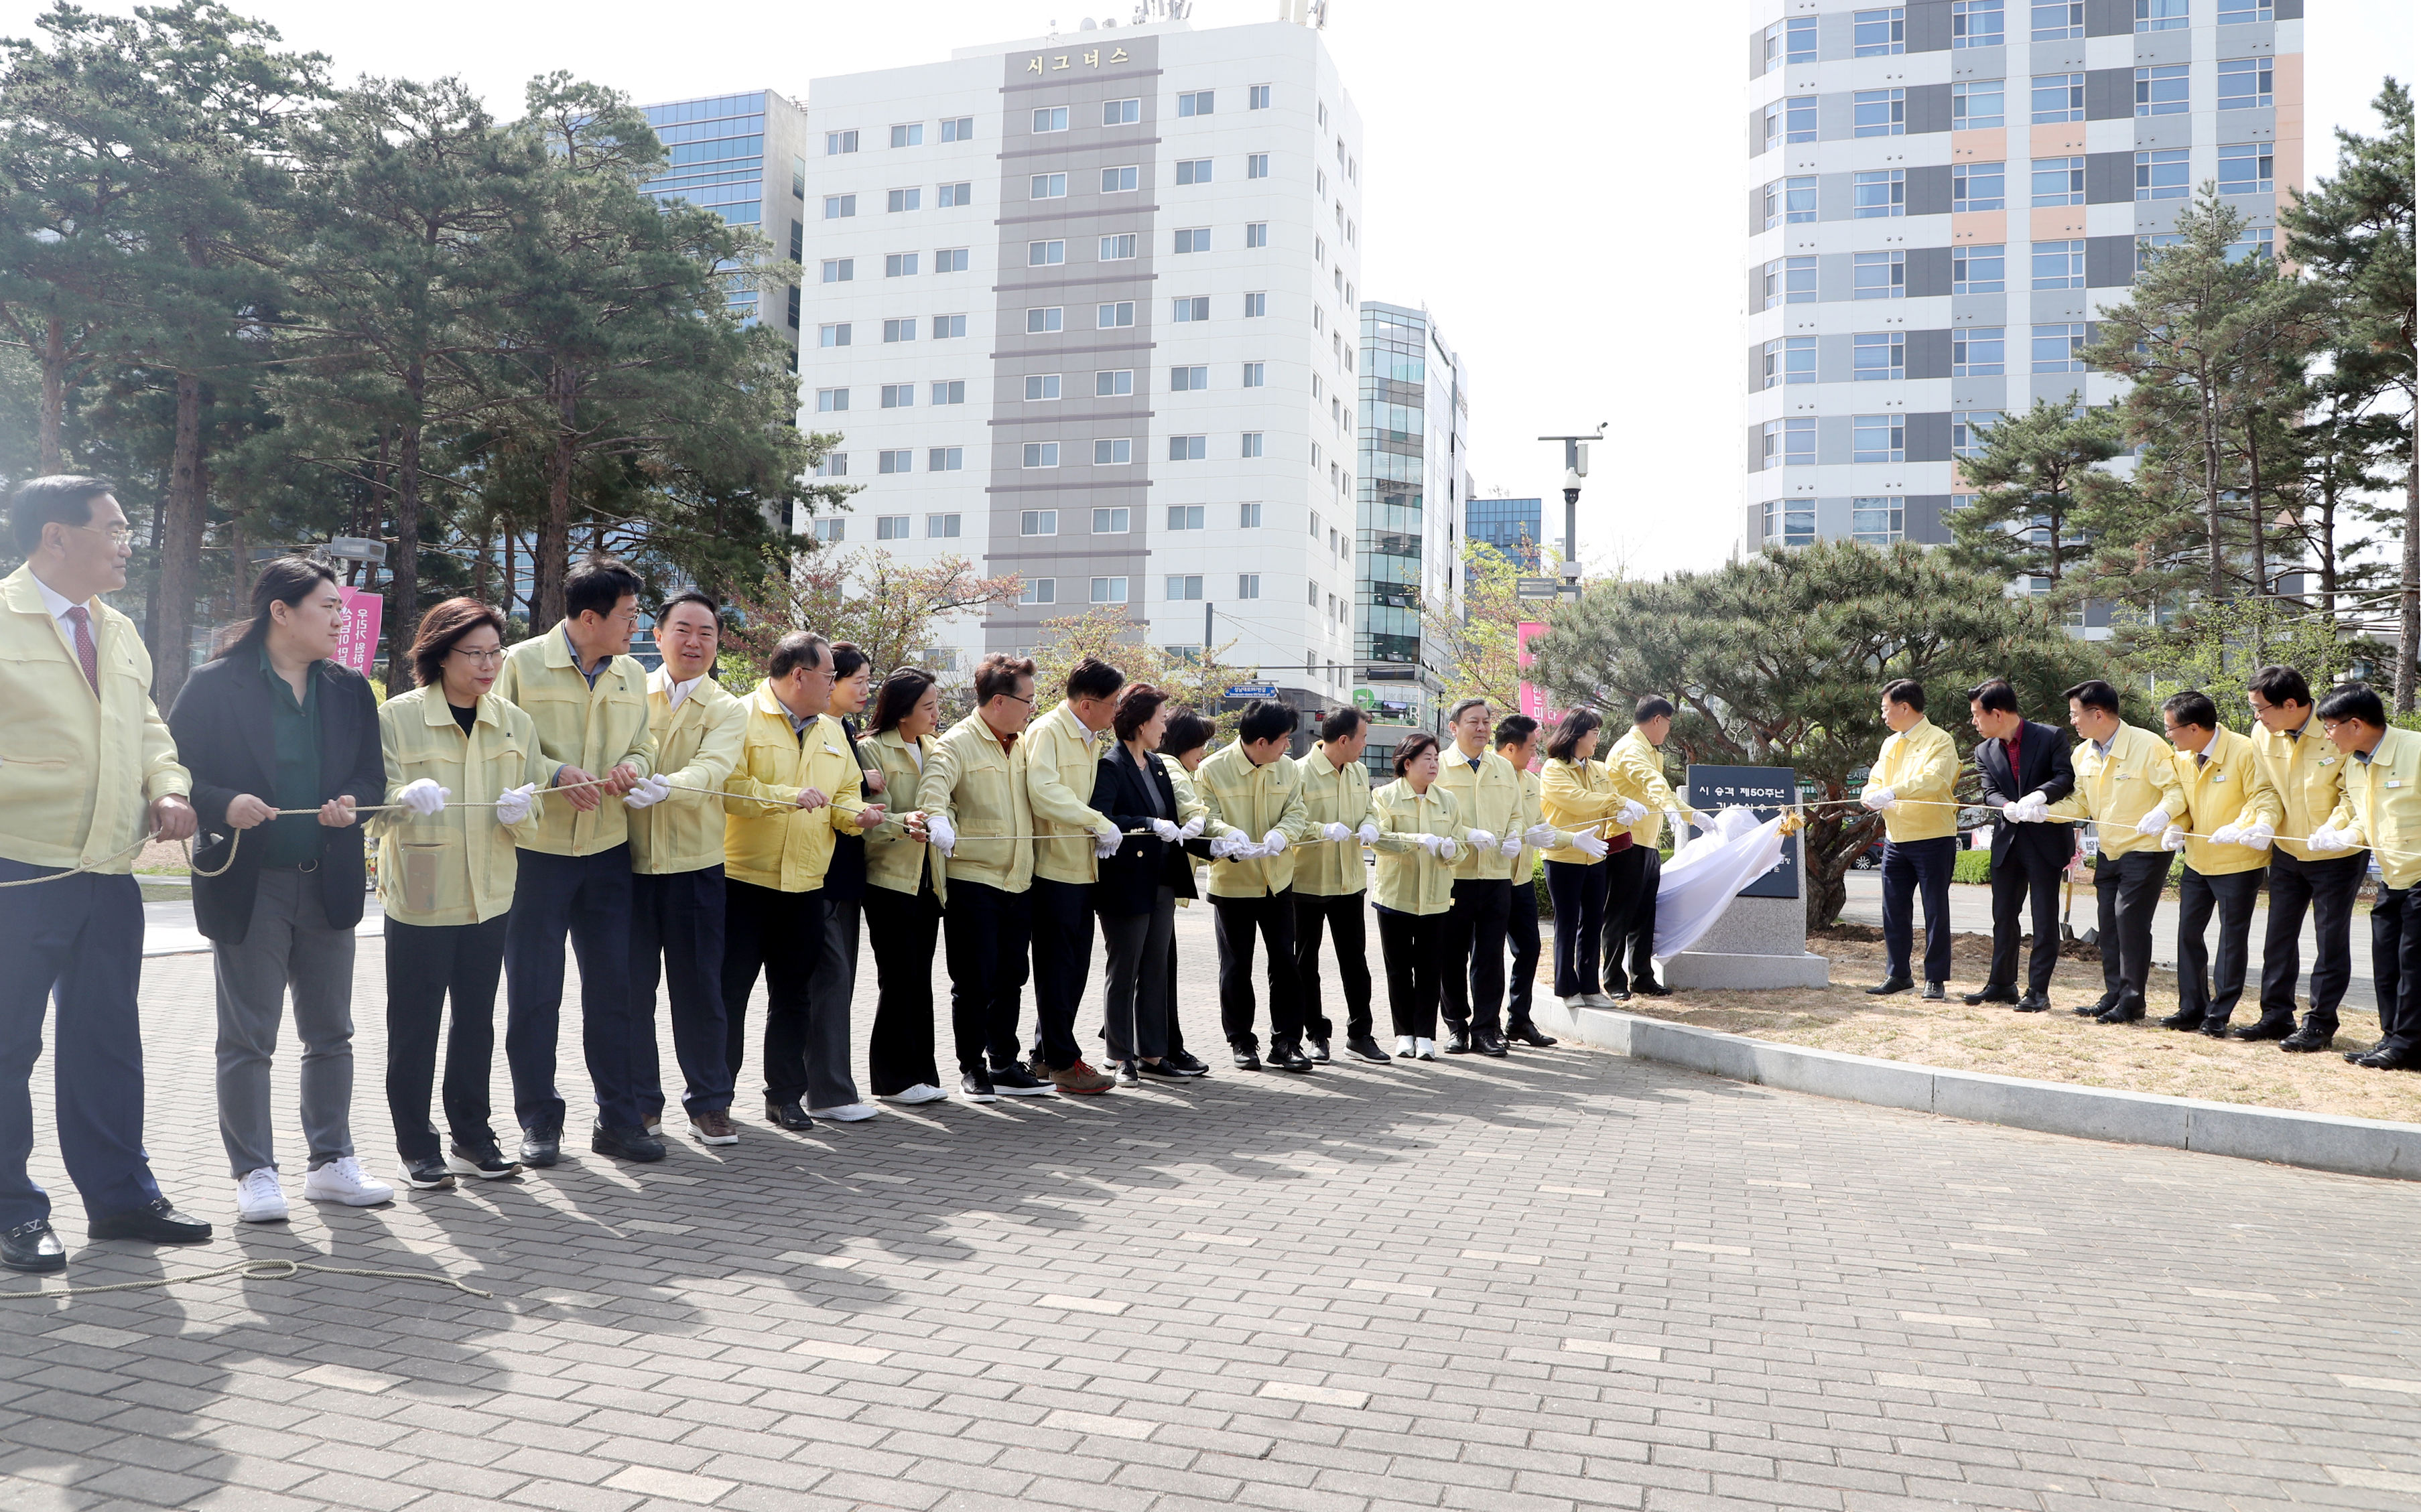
[795, 15, 1367, 707]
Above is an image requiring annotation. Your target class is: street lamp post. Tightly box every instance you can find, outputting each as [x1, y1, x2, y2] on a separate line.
[1535, 423, 1606, 598]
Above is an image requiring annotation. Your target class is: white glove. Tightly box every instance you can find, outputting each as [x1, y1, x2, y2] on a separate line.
[1149, 817, 1182, 841]
[620, 774, 673, 810]
[1320, 821, 1354, 843]
[2000, 799, 2027, 823]
[1210, 832, 1248, 860]
[397, 778, 449, 817]
[1498, 834, 1523, 858]
[1261, 828, 1289, 855]
[2209, 822, 2244, 847]
[1094, 826, 1122, 858]
[1437, 834, 1461, 862]
[2018, 792, 2052, 822]
[2134, 807, 2171, 837]
[1524, 823, 1560, 848]
[1235, 839, 1270, 860]
[2307, 825, 2352, 853]
[1177, 813, 1205, 841]
[1861, 786, 1897, 813]
[2160, 825, 2186, 852]
[2237, 821, 2275, 850]
[494, 782, 537, 827]
[1356, 821, 1380, 845]
[1573, 832, 1610, 860]
[1467, 829, 1497, 851]
[1614, 799, 1648, 826]
[927, 813, 957, 855]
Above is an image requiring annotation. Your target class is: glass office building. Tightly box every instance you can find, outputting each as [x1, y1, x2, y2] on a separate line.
[1355, 301, 1465, 738]
[638, 90, 809, 334]
[1466, 496, 1543, 569]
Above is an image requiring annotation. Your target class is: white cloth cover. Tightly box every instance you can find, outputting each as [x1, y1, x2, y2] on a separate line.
[1650, 807, 1790, 961]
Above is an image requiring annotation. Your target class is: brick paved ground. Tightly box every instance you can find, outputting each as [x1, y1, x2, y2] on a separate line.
[2, 902, 2417, 1511]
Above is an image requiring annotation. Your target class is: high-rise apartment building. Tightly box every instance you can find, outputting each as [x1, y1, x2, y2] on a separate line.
[1742, 0, 2302, 558]
[794, 17, 1365, 703]
[638, 91, 811, 342]
[1354, 301, 1466, 739]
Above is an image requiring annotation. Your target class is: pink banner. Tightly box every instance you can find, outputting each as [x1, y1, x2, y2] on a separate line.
[1516, 620, 1546, 723]
[335, 586, 383, 677]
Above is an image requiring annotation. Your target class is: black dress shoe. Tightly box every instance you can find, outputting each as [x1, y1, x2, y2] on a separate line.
[2199, 1022, 2234, 1038]
[1267, 1041, 1314, 1073]
[1507, 1022, 1557, 1048]
[2279, 1028, 2334, 1053]
[2097, 1006, 2144, 1024]
[1921, 982, 1946, 1001]
[1138, 1059, 1190, 1079]
[2013, 993, 2051, 1012]
[764, 1097, 816, 1129]
[1866, 976, 1914, 997]
[1346, 1034, 1394, 1062]
[1632, 980, 1671, 998]
[1443, 1028, 1474, 1054]
[2355, 1049, 2421, 1071]
[2077, 993, 2117, 1018]
[1307, 1038, 1331, 1064]
[1473, 1029, 1508, 1058]
[87, 1198, 210, 1245]
[2156, 1010, 2205, 1032]
[2231, 1016, 2296, 1042]
[1963, 987, 2018, 1006]
[591, 1123, 666, 1163]
[401, 1156, 456, 1191]
[2344, 1048, 2371, 1062]
[1165, 1048, 1209, 1076]
[519, 1123, 562, 1167]
[1232, 1045, 1262, 1071]
[1606, 989, 1632, 1003]
[1, 1219, 65, 1274]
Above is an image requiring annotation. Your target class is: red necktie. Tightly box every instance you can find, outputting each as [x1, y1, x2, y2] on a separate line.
[63, 605, 98, 695]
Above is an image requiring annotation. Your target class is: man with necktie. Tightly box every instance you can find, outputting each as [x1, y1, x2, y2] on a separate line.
[1965, 678, 2076, 1011]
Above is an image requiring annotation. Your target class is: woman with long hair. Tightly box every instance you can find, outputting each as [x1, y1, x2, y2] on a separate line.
[1539, 709, 1630, 1010]
[1091, 684, 1208, 1083]
[1368, 732, 1463, 1060]
[1147, 710, 1221, 1078]
[860, 667, 949, 1103]
[369, 598, 551, 1191]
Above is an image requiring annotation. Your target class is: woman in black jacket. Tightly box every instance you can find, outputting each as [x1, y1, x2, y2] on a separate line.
[1091, 685, 1206, 1084]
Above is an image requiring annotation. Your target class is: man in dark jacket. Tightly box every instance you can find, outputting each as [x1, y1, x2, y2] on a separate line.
[168, 556, 391, 1222]
[1965, 678, 2078, 1011]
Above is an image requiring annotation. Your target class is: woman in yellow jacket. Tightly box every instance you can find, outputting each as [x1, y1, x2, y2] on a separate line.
[1536, 709, 1636, 1012]
[860, 669, 949, 1104]
[371, 599, 549, 1192]
[1369, 732, 1464, 1061]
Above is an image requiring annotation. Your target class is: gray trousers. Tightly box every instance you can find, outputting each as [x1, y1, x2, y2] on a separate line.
[1100, 888, 1177, 1062]
[213, 868, 356, 1176]
[804, 897, 863, 1109]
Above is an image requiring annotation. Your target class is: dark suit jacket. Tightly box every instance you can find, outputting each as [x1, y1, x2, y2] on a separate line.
[167, 651, 383, 943]
[1092, 747, 1198, 915]
[1975, 719, 2079, 874]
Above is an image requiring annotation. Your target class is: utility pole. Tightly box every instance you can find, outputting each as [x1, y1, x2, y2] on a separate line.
[1535, 423, 1607, 599]
[1203, 600, 1213, 659]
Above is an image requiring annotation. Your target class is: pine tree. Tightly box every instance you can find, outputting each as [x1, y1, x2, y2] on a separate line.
[1944, 395, 2123, 598]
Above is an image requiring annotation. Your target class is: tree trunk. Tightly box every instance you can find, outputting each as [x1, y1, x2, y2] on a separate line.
[151, 368, 206, 705]
[533, 363, 577, 633]
[2246, 425, 2268, 664]
[39, 316, 66, 475]
[2400, 460, 2420, 713]
[389, 370, 428, 695]
[2203, 376, 2227, 604]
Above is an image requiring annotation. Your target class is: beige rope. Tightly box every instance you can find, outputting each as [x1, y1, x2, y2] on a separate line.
[0, 1256, 493, 1302]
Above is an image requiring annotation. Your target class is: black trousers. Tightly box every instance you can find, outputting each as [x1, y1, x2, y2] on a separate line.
[943, 879, 1030, 1075]
[1100, 888, 1177, 1062]
[384, 912, 508, 1163]
[1601, 845, 1661, 994]
[2261, 849, 2367, 1035]
[720, 878, 829, 1105]
[865, 881, 943, 1095]
[1293, 890, 1372, 1042]
[1545, 859, 1608, 998]
[631, 865, 732, 1119]
[1506, 872, 1542, 1027]
[2094, 849, 2168, 1015]
[2176, 866, 2263, 1026]
[1987, 851, 2064, 995]
[1442, 876, 1512, 1035]
[1376, 906, 1443, 1038]
[503, 844, 643, 1131]
[1880, 835, 1957, 985]
[2370, 882, 2421, 1059]
[1029, 878, 1093, 1072]
[1213, 891, 1304, 1050]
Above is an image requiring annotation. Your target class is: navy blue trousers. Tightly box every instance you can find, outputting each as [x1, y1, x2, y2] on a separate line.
[0, 862, 163, 1230]
[631, 864, 734, 1119]
[2369, 883, 2421, 1059]
[504, 844, 644, 1131]
[1880, 835, 1958, 984]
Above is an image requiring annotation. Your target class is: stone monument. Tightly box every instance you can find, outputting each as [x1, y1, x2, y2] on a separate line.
[1656, 764, 1830, 990]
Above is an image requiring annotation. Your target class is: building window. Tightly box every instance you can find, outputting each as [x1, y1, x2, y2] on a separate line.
[2135, 0, 2188, 29]
[1168, 434, 1206, 461]
[2218, 141, 2274, 196]
[937, 182, 972, 208]
[2135, 64, 2189, 116]
[1242, 362, 1265, 388]
[1762, 417, 1817, 469]
[1762, 336, 1817, 388]
[893, 123, 925, 148]
[1243, 291, 1268, 318]
[2227, 227, 2274, 263]
[1020, 579, 1056, 606]
[1951, 411, 2000, 457]
[1853, 249, 1906, 299]
[813, 455, 848, 478]
[1952, 80, 2005, 130]
[1092, 507, 1130, 534]
[2031, 239, 2086, 288]
[926, 512, 961, 537]
[1852, 169, 1904, 218]
[1025, 307, 1063, 334]
[875, 514, 910, 539]
[1027, 239, 1065, 267]
[1853, 7, 1906, 55]
[827, 130, 858, 155]
[930, 379, 965, 405]
[785, 287, 801, 328]
[1024, 374, 1062, 401]
[877, 450, 912, 474]
[934, 247, 968, 273]
[1104, 97, 1141, 126]
[1952, 0, 2006, 46]
[1784, 13, 1818, 62]
[2031, 73, 2086, 124]
[886, 251, 920, 277]
[927, 447, 963, 472]
[1096, 368, 1134, 396]
[888, 187, 921, 212]
[1760, 255, 1818, 310]
[941, 115, 974, 142]
[1244, 222, 1270, 250]
[1953, 243, 2006, 293]
[1953, 160, 2006, 212]
[931, 313, 966, 338]
[2136, 232, 2185, 275]
[1090, 576, 1128, 604]
[1240, 431, 1264, 458]
[2218, 57, 2274, 110]
[1853, 88, 1907, 137]
[1178, 90, 1214, 117]
[1249, 84, 1271, 109]
[1762, 176, 1818, 230]
[1100, 233, 1136, 260]
[1851, 496, 1904, 545]
[1021, 510, 1058, 537]
[1953, 327, 2006, 376]
[1173, 226, 1210, 254]
[1165, 504, 1205, 531]
[2217, 0, 2272, 20]
[2032, 322, 2088, 372]
[2135, 147, 2190, 200]
[880, 383, 913, 409]
[1097, 301, 1135, 328]
[1093, 438, 1132, 464]
[821, 258, 854, 283]
[1240, 501, 1262, 527]
[1021, 443, 1059, 471]
[2032, 155, 2086, 206]
[1853, 331, 1905, 381]
[1029, 174, 1066, 201]
[815, 387, 848, 412]
[824, 194, 856, 219]
[1166, 575, 1203, 601]
[1172, 296, 1209, 322]
[792, 155, 805, 199]
[1169, 364, 1208, 391]
[1853, 415, 1906, 463]
[1246, 153, 1270, 180]
[1175, 158, 1212, 185]
[1032, 106, 1068, 133]
[812, 518, 846, 543]
[1763, 499, 1815, 547]
[883, 318, 917, 342]
[1102, 165, 1138, 193]
[2032, 0, 2083, 38]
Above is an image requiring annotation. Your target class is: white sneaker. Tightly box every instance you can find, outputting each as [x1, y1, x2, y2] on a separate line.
[302, 1156, 395, 1207]
[808, 1103, 879, 1122]
[1395, 1035, 1418, 1058]
[884, 1084, 949, 1105]
[235, 1167, 289, 1223]
[1415, 1038, 1438, 1061]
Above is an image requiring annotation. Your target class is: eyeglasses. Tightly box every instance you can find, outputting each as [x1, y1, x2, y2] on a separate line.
[72, 524, 135, 548]
[999, 693, 1034, 706]
[450, 646, 506, 665]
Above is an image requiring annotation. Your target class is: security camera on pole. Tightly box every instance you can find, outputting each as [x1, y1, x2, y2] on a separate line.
[1535, 423, 1606, 600]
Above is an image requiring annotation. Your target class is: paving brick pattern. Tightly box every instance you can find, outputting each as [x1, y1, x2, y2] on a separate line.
[2, 904, 2416, 1511]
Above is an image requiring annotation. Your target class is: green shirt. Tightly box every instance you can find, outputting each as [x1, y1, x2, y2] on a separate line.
[258, 646, 322, 868]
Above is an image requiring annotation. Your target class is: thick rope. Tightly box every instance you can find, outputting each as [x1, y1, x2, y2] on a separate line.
[0, 1256, 493, 1302]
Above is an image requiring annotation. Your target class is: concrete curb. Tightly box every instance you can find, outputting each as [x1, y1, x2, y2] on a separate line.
[1530, 999, 2421, 1182]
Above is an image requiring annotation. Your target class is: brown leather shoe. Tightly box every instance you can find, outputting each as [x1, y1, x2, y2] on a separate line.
[1051, 1059, 1117, 1095]
[690, 1109, 738, 1146]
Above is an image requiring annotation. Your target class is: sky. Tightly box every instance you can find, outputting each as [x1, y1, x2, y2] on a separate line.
[10, 0, 2412, 579]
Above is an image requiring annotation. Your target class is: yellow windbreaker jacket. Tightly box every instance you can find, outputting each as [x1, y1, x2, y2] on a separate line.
[2341, 727, 2421, 890]
[860, 728, 943, 904]
[628, 670, 746, 875]
[1606, 726, 1696, 849]
[493, 629, 656, 858]
[1435, 743, 1524, 882]
[1539, 756, 1622, 866]
[370, 688, 549, 926]
[921, 711, 1035, 895]
[2247, 721, 2357, 863]
[2168, 726, 2284, 878]
[720, 689, 871, 892]
[1368, 778, 1460, 914]
[1194, 739, 1314, 898]
[1863, 715, 1960, 844]
[1291, 742, 1376, 897]
[1025, 703, 1114, 886]
[2045, 722, 2187, 859]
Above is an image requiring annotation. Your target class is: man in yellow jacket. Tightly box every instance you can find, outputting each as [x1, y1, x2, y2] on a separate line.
[624, 592, 746, 1145]
[1601, 696, 1701, 1001]
[1859, 679, 1961, 999]
[2153, 691, 2284, 1037]
[2243, 665, 2364, 1052]
[923, 655, 1042, 1099]
[1495, 714, 1573, 1048]
[493, 555, 660, 1166]
[0, 478, 206, 1271]
[1021, 659, 1124, 1095]
[1291, 706, 1382, 1064]
[1195, 699, 1318, 1071]
[2029, 679, 2185, 1024]
[1436, 697, 1534, 1056]
[2310, 683, 2421, 1070]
